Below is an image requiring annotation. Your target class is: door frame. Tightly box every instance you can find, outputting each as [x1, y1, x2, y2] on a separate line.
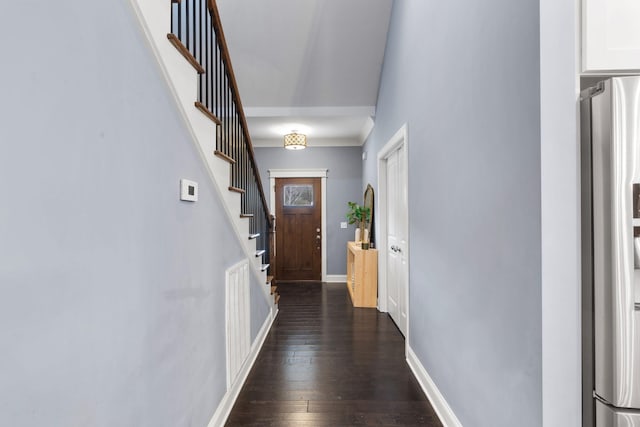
[269, 169, 328, 282]
[377, 124, 409, 332]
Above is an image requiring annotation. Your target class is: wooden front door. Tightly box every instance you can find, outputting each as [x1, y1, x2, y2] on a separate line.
[275, 178, 322, 281]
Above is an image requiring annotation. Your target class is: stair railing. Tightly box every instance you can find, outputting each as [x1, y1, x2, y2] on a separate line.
[168, 0, 274, 274]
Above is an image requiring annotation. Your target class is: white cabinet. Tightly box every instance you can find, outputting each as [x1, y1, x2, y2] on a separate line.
[583, 0, 640, 72]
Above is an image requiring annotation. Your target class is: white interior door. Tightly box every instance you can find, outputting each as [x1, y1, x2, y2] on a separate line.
[387, 150, 399, 323]
[386, 146, 408, 336]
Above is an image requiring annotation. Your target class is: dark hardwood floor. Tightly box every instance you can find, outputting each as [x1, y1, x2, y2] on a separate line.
[225, 282, 443, 426]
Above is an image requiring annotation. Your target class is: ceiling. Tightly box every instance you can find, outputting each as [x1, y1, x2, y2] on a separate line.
[216, 0, 393, 148]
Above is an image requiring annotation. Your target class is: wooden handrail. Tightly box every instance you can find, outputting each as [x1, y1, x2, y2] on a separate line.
[208, 0, 273, 228]
[169, 0, 275, 276]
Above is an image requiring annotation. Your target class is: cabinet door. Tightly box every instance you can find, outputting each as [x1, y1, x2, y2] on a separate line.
[583, 0, 640, 71]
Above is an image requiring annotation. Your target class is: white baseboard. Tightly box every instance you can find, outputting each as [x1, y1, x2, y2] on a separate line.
[207, 309, 277, 427]
[325, 274, 347, 283]
[406, 346, 463, 427]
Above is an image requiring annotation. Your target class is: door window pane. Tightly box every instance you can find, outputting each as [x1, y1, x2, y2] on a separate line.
[283, 185, 314, 206]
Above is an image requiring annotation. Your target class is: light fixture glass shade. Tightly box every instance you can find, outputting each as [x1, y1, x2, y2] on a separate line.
[284, 132, 307, 150]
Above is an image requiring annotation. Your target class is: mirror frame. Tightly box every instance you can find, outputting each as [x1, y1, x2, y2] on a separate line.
[364, 184, 374, 245]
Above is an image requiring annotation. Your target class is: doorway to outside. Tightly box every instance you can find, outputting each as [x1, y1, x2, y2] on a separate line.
[378, 125, 409, 337]
[275, 177, 321, 281]
[269, 169, 328, 282]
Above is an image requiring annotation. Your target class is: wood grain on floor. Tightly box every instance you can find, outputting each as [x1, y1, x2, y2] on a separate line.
[226, 282, 443, 426]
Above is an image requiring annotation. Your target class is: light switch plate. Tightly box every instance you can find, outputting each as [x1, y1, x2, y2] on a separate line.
[340, 222, 348, 229]
[180, 179, 198, 202]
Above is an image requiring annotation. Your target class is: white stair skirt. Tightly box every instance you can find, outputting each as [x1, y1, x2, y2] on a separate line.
[226, 260, 251, 389]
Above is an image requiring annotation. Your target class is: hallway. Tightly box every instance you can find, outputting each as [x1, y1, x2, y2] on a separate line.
[226, 282, 442, 426]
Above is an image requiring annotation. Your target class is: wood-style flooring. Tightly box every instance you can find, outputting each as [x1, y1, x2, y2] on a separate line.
[225, 282, 443, 426]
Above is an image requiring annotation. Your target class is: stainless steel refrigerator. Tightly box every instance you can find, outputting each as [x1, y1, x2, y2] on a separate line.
[582, 76, 640, 427]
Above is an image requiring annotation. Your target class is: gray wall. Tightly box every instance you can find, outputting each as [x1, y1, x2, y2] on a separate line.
[0, 1, 269, 426]
[363, 1, 542, 426]
[254, 146, 363, 276]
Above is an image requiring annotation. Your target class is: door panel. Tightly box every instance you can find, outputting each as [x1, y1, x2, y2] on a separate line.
[387, 150, 400, 323]
[386, 146, 408, 336]
[398, 145, 408, 331]
[275, 178, 321, 281]
[596, 399, 640, 426]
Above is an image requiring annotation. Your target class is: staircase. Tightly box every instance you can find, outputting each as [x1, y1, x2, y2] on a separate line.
[128, 0, 278, 305]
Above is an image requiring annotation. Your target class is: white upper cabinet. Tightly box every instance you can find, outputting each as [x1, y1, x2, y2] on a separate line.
[583, 0, 640, 72]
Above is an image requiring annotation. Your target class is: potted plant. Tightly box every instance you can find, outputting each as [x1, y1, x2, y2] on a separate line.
[346, 201, 371, 246]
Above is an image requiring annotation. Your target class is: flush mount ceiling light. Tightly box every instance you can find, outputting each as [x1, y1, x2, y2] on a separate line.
[283, 132, 307, 150]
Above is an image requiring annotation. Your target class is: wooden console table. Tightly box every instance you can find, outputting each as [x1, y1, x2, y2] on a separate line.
[346, 241, 378, 308]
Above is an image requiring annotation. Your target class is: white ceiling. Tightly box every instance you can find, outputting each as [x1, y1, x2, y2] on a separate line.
[216, 0, 393, 147]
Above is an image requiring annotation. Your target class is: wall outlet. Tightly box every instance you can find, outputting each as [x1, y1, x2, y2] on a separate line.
[340, 222, 348, 229]
[180, 179, 198, 202]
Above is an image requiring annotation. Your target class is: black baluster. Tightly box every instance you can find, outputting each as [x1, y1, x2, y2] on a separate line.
[171, 2, 174, 34]
[200, 0, 204, 67]
[216, 44, 220, 147]
[198, 0, 203, 102]
[224, 77, 228, 156]
[177, 1, 182, 39]
[205, 7, 210, 110]
[229, 82, 232, 159]
[191, 0, 195, 55]
[185, 0, 190, 49]
[219, 47, 224, 152]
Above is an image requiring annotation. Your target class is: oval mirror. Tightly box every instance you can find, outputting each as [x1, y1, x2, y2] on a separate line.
[363, 184, 374, 245]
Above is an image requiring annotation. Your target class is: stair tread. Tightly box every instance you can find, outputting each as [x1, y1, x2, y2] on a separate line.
[271, 285, 277, 295]
[214, 150, 236, 164]
[266, 275, 274, 285]
[229, 186, 245, 194]
[240, 213, 254, 218]
[166, 33, 205, 74]
[255, 249, 266, 257]
[248, 233, 260, 240]
[194, 102, 221, 125]
[260, 264, 270, 272]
